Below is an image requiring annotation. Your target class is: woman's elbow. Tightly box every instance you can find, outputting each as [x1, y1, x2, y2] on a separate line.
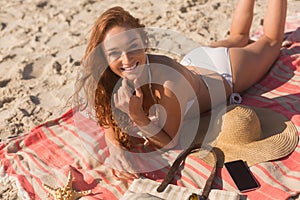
[159, 138, 178, 150]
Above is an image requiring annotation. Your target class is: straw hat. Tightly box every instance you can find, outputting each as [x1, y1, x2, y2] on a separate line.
[198, 105, 299, 167]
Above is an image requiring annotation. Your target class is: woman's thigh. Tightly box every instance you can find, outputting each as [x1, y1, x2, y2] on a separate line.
[229, 36, 281, 92]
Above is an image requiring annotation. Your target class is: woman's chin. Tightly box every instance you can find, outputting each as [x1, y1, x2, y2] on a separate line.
[124, 73, 138, 81]
[124, 68, 143, 81]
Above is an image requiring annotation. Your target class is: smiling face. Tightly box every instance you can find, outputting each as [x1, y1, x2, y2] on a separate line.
[103, 26, 147, 81]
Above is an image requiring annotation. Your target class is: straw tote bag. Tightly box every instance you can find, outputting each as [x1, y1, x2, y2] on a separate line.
[157, 144, 217, 200]
[121, 144, 239, 200]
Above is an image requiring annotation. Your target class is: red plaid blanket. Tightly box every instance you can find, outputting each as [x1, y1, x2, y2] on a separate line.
[1, 28, 300, 200]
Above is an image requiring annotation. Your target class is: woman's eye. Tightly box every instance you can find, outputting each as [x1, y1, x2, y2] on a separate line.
[128, 43, 139, 51]
[108, 51, 121, 61]
[109, 51, 120, 56]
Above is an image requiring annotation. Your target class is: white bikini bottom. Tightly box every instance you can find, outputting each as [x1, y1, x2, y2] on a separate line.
[181, 46, 242, 104]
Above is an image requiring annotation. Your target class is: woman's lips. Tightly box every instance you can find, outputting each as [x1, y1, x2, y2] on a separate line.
[121, 62, 139, 72]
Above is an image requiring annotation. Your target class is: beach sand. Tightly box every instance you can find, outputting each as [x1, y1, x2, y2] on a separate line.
[0, 0, 299, 199]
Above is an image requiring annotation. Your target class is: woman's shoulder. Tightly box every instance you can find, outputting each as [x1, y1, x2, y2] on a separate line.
[147, 54, 198, 91]
[147, 54, 175, 65]
[148, 54, 186, 75]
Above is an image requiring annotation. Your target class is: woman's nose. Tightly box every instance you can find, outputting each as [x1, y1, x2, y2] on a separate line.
[121, 52, 131, 65]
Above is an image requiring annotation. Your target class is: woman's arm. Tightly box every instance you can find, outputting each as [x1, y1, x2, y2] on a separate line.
[104, 126, 139, 180]
[130, 100, 179, 150]
[104, 126, 119, 145]
[129, 75, 189, 150]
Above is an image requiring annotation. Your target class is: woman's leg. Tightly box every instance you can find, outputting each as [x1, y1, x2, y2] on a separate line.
[230, 0, 287, 92]
[210, 0, 255, 48]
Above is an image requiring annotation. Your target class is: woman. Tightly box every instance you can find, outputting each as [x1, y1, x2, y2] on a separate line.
[75, 0, 287, 180]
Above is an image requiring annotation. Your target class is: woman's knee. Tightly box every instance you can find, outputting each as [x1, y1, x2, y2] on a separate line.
[210, 34, 250, 48]
[224, 34, 250, 48]
[256, 35, 282, 57]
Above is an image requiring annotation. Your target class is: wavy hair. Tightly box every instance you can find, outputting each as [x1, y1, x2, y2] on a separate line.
[73, 6, 148, 149]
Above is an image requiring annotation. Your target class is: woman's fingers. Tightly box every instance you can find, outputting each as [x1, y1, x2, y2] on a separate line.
[127, 78, 148, 121]
[111, 168, 139, 180]
[282, 40, 292, 48]
[113, 78, 134, 113]
[133, 79, 143, 98]
[106, 144, 139, 174]
[121, 78, 134, 99]
[131, 79, 143, 108]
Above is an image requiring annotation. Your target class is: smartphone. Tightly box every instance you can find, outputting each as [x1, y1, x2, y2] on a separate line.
[225, 160, 260, 192]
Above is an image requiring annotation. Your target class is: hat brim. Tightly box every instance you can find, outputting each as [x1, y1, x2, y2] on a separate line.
[197, 106, 299, 167]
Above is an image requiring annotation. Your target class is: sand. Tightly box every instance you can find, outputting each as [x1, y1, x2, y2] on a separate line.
[0, 0, 299, 199]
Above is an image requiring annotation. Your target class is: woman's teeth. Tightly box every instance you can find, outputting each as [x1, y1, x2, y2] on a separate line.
[122, 62, 139, 72]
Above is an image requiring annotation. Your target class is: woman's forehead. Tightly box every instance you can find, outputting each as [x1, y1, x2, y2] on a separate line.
[103, 26, 142, 51]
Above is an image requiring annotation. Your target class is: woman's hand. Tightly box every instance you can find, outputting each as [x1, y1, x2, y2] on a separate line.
[105, 141, 139, 180]
[113, 78, 134, 114]
[113, 78, 148, 121]
[128, 79, 146, 121]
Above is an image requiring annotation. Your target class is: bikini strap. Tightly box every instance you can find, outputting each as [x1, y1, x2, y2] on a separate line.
[147, 54, 159, 104]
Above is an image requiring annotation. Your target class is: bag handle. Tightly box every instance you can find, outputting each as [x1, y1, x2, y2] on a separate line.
[157, 144, 217, 200]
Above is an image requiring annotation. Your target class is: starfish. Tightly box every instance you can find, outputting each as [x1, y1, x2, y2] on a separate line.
[43, 170, 92, 200]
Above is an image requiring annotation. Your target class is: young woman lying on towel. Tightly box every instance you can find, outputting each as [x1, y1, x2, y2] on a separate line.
[74, 0, 291, 180]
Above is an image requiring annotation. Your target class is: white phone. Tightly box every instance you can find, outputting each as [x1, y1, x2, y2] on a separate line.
[225, 160, 260, 192]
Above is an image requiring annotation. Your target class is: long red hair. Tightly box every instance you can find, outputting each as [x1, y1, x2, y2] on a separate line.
[74, 6, 148, 149]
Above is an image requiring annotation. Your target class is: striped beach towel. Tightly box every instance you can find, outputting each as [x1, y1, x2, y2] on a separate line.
[1, 27, 300, 199]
